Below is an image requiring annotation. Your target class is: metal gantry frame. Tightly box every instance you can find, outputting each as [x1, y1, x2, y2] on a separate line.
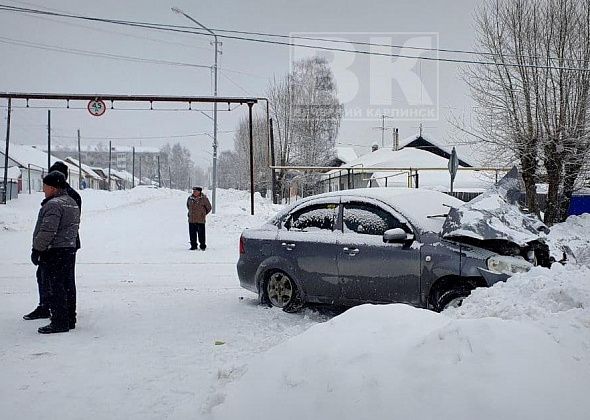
[0, 92, 267, 214]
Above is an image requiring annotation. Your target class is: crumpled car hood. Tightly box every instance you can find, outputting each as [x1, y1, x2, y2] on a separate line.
[441, 167, 548, 246]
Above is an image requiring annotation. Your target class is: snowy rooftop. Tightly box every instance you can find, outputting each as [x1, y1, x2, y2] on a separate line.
[2, 144, 80, 174]
[0, 166, 22, 180]
[334, 146, 358, 164]
[64, 157, 102, 180]
[399, 134, 479, 167]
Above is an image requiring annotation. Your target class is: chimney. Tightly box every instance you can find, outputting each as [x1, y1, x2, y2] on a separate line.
[392, 128, 399, 151]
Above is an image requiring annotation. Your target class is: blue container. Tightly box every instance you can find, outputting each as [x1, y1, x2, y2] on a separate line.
[568, 195, 590, 216]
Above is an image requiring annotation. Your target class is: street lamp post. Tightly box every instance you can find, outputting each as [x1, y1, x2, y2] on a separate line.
[172, 7, 220, 213]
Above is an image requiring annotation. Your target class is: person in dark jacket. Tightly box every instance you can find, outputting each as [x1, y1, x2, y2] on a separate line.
[24, 161, 82, 327]
[187, 186, 212, 250]
[31, 171, 80, 334]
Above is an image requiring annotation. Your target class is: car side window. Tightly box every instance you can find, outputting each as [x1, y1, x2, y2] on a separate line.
[287, 203, 339, 232]
[343, 202, 405, 236]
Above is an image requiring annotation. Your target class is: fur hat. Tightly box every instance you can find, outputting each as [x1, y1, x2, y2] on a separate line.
[49, 161, 69, 180]
[192, 186, 203, 192]
[43, 171, 67, 189]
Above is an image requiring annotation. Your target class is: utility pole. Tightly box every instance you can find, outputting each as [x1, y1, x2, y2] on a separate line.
[373, 114, 393, 148]
[381, 114, 385, 147]
[269, 118, 277, 204]
[138, 154, 142, 185]
[77, 129, 82, 189]
[2, 98, 11, 204]
[157, 155, 162, 188]
[108, 140, 112, 191]
[47, 110, 51, 171]
[132, 146, 135, 188]
[171, 7, 221, 213]
[248, 102, 255, 215]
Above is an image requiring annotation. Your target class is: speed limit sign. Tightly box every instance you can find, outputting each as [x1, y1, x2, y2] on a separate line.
[87, 99, 106, 117]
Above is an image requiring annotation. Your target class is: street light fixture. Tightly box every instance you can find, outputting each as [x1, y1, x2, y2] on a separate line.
[171, 7, 220, 213]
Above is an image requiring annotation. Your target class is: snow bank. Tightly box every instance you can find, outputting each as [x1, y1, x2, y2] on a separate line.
[447, 264, 590, 364]
[546, 213, 590, 265]
[211, 304, 590, 420]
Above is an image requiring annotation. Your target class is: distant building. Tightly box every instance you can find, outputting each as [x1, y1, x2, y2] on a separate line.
[0, 144, 81, 193]
[51, 144, 159, 173]
[320, 134, 492, 195]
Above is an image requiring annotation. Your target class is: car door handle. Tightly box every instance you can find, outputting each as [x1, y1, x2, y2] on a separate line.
[343, 247, 359, 256]
[281, 242, 296, 250]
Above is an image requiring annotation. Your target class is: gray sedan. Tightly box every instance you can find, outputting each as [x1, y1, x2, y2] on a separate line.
[237, 187, 548, 312]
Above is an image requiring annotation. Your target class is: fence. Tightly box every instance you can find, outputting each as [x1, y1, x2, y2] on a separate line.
[0, 180, 18, 203]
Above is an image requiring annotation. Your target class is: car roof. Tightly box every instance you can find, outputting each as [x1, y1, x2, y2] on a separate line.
[280, 188, 465, 234]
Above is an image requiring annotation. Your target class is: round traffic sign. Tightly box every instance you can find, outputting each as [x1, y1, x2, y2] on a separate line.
[87, 99, 106, 117]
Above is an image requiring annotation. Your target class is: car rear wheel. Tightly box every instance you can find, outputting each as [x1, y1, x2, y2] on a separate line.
[265, 271, 302, 312]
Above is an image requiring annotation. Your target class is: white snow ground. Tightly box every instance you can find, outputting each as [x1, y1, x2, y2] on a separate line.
[1, 188, 590, 420]
[0, 187, 326, 419]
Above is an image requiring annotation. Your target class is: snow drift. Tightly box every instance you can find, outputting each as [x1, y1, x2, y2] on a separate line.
[211, 303, 590, 420]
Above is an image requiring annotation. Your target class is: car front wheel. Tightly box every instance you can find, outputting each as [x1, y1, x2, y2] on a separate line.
[434, 285, 473, 312]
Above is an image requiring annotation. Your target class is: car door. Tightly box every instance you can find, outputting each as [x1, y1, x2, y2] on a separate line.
[337, 199, 421, 305]
[277, 199, 341, 302]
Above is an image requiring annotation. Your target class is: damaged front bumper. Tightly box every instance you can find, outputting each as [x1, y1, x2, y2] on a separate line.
[477, 267, 510, 286]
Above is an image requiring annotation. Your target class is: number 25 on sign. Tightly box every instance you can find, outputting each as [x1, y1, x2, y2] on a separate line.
[87, 99, 106, 117]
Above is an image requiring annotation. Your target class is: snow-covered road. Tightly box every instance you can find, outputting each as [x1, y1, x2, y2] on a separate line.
[0, 188, 324, 419]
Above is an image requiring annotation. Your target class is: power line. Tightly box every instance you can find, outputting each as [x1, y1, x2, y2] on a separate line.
[1, 4, 588, 71]
[3, 0, 212, 49]
[0, 35, 212, 69]
[50, 130, 236, 141]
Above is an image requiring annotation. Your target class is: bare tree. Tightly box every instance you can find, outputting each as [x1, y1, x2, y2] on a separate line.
[461, 0, 590, 224]
[269, 56, 343, 200]
[231, 114, 270, 194]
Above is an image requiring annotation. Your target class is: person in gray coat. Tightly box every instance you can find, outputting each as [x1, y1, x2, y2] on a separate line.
[24, 161, 81, 324]
[31, 171, 80, 334]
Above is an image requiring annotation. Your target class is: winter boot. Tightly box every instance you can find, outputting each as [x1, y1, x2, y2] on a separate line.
[38, 322, 70, 334]
[23, 306, 50, 320]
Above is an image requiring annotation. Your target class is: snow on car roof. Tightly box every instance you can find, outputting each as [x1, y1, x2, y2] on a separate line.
[282, 188, 465, 234]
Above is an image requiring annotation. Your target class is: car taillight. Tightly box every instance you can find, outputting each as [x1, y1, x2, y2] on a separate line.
[239, 235, 245, 254]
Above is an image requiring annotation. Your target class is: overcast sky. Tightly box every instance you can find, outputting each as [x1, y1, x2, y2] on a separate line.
[0, 0, 482, 169]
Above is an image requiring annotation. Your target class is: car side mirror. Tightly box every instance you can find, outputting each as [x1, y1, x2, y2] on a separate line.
[383, 228, 413, 243]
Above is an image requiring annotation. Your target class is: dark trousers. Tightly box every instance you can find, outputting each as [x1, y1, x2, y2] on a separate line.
[188, 223, 206, 249]
[41, 248, 77, 326]
[36, 265, 49, 308]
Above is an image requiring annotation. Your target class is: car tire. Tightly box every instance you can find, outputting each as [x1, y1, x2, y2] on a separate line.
[434, 284, 473, 312]
[264, 271, 303, 312]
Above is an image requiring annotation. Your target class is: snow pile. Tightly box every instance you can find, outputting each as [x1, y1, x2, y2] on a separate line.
[211, 304, 590, 420]
[447, 264, 590, 363]
[546, 213, 590, 265]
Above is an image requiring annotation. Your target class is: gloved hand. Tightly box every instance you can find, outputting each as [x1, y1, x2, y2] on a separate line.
[31, 249, 40, 266]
